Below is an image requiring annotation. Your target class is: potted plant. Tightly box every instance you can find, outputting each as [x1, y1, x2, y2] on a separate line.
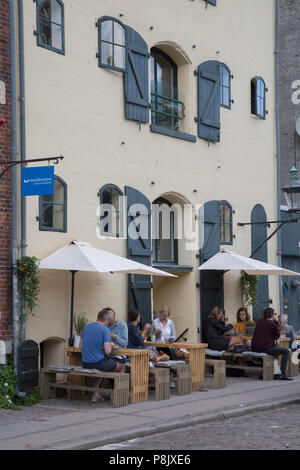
[16, 256, 40, 316]
[246, 320, 256, 336]
[240, 271, 259, 308]
[73, 313, 88, 348]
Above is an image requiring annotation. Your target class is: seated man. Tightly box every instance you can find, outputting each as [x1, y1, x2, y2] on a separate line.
[127, 309, 152, 349]
[105, 307, 128, 349]
[251, 307, 293, 381]
[80, 309, 126, 402]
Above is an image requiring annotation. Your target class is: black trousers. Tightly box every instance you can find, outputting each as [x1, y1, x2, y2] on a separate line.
[252, 346, 289, 375]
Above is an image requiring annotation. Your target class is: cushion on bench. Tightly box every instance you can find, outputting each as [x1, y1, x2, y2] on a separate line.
[242, 351, 268, 357]
[154, 360, 186, 368]
[205, 349, 226, 357]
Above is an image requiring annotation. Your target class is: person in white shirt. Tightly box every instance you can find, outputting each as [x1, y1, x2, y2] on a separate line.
[152, 307, 176, 343]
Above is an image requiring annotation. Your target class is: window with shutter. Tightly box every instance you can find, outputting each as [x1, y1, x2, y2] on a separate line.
[39, 176, 67, 232]
[99, 184, 123, 237]
[197, 60, 221, 142]
[97, 17, 126, 72]
[219, 201, 233, 244]
[36, 0, 65, 55]
[251, 77, 266, 119]
[220, 64, 231, 109]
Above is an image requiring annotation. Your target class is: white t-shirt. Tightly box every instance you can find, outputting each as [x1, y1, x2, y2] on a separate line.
[152, 318, 175, 343]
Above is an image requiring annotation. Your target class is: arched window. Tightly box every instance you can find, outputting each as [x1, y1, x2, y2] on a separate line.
[150, 48, 184, 132]
[99, 184, 123, 237]
[97, 17, 126, 72]
[220, 64, 231, 109]
[251, 77, 266, 119]
[152, 197, 178, 264]
[36, 0, 65, 54]
[219, 201, 233, 244]
[39, 176, 67, 232]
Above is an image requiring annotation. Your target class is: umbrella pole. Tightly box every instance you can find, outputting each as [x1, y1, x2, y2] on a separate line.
[68, 270, 78, 347]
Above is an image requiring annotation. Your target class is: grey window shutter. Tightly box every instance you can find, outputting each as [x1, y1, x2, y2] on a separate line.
[200, 200, 220, 263]
[200, 200, 223, 342]
[251, 204, 270, 321]
[197, 60, 221, 142]
[126, 186, 152, 325]
[124, 26, 149, 123]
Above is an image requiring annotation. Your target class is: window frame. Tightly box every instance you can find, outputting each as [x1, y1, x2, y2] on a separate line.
[99, 184, 124, 238]
[152, 197, 178, 265]
[150, 47, 184, 132]
[97, 16, 127, 73]
[39, 175, 67, 232]
[36, 0, 65, 55]
[220, 63, 231, 109]
[219, 200, 233, 245]
[251, 76, 266, 119]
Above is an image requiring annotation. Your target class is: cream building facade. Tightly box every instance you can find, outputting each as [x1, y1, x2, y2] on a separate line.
[17, 0, 278, 366]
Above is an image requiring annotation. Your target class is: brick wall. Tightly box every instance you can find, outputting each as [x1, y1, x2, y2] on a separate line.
[0, 0, 13, 342]
[279, 0, 300, 193]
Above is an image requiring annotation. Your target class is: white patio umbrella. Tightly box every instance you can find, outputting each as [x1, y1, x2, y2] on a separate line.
[39, 240, 176, 345]
[198, 249, 300, 276]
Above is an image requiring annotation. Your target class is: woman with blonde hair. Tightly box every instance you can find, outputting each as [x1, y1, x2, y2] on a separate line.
[151, 306, 176, 343]
[206, 306, 246, 351]
[278, 313, 297, 349]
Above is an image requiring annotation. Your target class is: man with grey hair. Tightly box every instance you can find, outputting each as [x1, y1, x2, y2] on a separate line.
[80, 309, 126, 402]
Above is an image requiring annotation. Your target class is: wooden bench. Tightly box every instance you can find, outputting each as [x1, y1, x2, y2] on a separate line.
[205, 349, 275, 381]
[223, 352, 274, 380]
[40, 367, 130, 408]
[149, 367, 170, 401]
[154, 362, 192, 396]
[205, 359, 226, 389]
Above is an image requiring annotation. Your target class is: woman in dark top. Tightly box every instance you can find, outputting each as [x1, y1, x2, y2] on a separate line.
[127, 309, 151, 349]
[206, 306, 246, 351]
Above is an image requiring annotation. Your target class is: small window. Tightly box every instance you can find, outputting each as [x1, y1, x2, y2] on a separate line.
[36, 0, 65, 54]
[220, 64, 231, 109]
[99, 184, 123, 237]
[251, 77, 266, 119]
[219, 201, 233, 245]
[98, 17, 126, 72]
[152, 197, 178, 264]
[39, 176, 67, 232]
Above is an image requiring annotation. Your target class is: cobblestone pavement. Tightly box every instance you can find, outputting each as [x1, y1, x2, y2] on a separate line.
[96, 404, 300, 450]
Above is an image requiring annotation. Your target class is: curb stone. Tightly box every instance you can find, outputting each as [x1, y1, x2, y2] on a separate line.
[49, 397, 300, 450]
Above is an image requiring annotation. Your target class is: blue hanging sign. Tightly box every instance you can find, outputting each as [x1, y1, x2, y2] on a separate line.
[22, 166, 54, 196]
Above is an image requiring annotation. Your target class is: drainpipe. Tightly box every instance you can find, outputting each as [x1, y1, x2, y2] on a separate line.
[18, 0, 27, 343]
[9, 0, 26, 398]
[275, 0, 283, 314]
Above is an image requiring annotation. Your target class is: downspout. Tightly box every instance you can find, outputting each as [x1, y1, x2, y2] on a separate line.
[275, 0, 283, 313]
[9, 0, 26, 397]
[18, 0, 27, 343]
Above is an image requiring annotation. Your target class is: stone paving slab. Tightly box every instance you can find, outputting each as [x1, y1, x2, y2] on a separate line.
[0, 375, 299, 450]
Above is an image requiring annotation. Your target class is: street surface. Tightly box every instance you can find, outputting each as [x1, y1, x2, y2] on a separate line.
[95, 404, 300, 450]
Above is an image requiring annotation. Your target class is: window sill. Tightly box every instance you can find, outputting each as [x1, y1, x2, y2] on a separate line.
[153, 263, 193, 273]
[150, 125, 196, 142]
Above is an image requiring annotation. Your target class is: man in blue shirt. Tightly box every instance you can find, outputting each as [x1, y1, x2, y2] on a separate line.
[104, 307, 128, 348]
[80, 309, 125, 402]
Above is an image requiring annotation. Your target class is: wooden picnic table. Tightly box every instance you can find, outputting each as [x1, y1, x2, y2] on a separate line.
[144, 341, 207, 392]
[65, 347, 149, 404]
[226, 334, 290, 349]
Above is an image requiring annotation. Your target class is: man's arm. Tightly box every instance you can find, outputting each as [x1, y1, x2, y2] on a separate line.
[104, 342, 112, 355]
[114, 323, 128, 348]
